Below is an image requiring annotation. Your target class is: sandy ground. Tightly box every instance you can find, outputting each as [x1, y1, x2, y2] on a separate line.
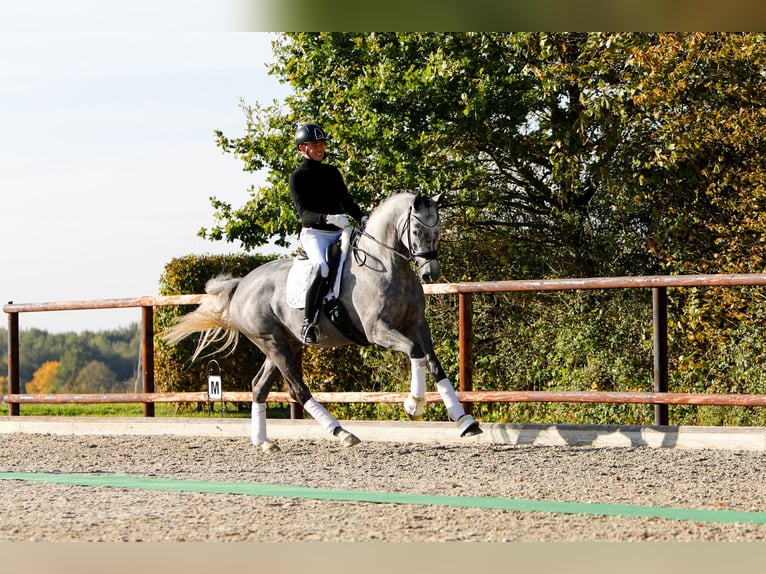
[1, 432, 765, 542]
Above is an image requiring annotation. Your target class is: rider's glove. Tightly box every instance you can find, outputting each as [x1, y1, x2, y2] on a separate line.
[326, 213, 351, 228]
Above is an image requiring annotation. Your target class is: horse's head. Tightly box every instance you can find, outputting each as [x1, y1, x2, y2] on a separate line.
[406, 192, 444, 283]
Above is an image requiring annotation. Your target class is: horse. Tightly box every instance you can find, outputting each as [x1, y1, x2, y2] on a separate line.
[163, 190, 482, 451]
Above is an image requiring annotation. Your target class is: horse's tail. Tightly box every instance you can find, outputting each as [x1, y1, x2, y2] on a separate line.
[162, 274, 242, 362]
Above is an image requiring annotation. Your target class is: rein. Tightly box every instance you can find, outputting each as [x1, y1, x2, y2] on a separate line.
[353, 205, 440, 268]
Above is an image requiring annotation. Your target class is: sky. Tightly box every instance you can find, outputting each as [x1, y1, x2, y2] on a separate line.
[1, 25, 293, 333]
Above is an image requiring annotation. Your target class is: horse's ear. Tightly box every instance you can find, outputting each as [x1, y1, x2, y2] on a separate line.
[414, 191, 445, 209]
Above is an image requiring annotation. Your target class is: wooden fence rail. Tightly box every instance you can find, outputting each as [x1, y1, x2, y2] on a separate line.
[5, 391, 766, 407]
[6, 273, 766, 425]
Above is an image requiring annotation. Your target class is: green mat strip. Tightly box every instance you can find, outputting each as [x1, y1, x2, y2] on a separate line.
[2, 471, 765, 525]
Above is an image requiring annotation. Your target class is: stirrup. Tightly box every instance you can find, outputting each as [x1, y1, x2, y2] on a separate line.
[403, 394, 427, 420]
[301, 319, 319, 344]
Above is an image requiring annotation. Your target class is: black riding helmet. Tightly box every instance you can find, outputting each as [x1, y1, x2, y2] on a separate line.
[295, 123, 327, 148]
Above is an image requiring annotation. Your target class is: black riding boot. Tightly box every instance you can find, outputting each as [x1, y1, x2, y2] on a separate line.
[301, 271, 325, 344]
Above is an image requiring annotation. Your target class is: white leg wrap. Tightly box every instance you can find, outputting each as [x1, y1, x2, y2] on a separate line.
[436, 378, 465, 421]
[403, 395, 427, 419]
[304, 398, 340, 434]
[251, 402, 267, 445]
[410, 357, 427, 397]
[404, 358, 428, 419]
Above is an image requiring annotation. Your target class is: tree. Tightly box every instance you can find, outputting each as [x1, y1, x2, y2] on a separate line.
[206, 32, 766, 279]
[196, 33, 766, 425]
[51, 346, 97, 393]
[620, 33, 766, 275]
[25, 360, 60, 394]
[613, 33, 766, 408]
[204, 33, 655, 278]
[1, 326, 141, 391]
[65, 361, 121, 394]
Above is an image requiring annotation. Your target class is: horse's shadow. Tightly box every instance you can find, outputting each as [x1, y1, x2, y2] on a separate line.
[485, 423, 681, 448]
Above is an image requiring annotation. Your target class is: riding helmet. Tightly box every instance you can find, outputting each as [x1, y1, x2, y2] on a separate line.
[295, 123, 327, 148]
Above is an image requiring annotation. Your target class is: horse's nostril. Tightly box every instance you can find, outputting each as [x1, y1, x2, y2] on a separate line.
[420, 262, 440, 284]
[421, 270, 439, 284]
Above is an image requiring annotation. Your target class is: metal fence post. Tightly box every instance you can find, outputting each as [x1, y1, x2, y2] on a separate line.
[7, 310, 19, 416]
[459, 292, 474, 414]
[290, 403, 304, 419]
[653, 287, 669, 425]
[141, 306, 155, 417]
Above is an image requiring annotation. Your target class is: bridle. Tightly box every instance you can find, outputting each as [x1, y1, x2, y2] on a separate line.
[353, 204, 441, 270]
[402, 205, 440, 261]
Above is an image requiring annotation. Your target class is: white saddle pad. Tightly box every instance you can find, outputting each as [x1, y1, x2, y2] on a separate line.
[285, 227, 353, 310]
[286, 259, 316, 309]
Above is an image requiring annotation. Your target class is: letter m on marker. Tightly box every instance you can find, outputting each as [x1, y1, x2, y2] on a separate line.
[208, 375, 222, 400]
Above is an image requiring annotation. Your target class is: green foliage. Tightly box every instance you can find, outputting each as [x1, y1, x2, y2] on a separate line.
[64, 361, 120, 394]
[204, 32, 661, 278]
[0, 326, 141, 394]
[154, 253, 277, 411]
[194, 33, 766, 426]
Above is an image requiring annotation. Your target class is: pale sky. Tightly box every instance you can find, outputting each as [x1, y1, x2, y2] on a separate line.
[1, 23, 293, 332]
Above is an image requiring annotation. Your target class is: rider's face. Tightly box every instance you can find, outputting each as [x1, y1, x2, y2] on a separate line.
[301, 141, 326, 161]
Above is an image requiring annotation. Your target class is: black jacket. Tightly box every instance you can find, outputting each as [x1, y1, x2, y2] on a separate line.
[289, 158, 364, 231]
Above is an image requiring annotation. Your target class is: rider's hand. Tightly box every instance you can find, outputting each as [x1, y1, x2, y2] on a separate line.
[360, 215, 369, 226]
[326, 213, 351, 228]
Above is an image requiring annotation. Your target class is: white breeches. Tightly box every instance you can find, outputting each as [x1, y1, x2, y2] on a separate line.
[300, 227, 342, 278]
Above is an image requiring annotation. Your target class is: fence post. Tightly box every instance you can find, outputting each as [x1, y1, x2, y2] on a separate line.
[141, 306, 155, 417]
[7, 311, 19, 416]
[652, 287, 669, 425]
[458, 292, 474, 414]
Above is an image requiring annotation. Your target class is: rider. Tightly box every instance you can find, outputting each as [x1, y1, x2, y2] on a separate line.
[289, 123, 367, 344]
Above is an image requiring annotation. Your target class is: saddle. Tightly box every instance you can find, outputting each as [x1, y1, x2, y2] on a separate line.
[286, 228, 370, 346]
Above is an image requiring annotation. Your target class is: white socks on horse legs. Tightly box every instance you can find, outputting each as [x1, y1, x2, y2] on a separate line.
[410, 358, 426, 397]
[251, 402, 267, 445]
[304, 397, 341, 434]
[403, 358, 428, 419]
[436, 378, 466, 421]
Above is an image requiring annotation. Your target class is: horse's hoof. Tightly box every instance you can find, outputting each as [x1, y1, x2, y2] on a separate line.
[403, 394, 427, 420]
[457, 415, 483, 437]
[337, 429, 361, 448]
[259, 440, 281, 453]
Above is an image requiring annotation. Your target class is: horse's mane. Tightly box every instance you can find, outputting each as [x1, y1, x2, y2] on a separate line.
[387, 188, 417, 198]
[366, 190, 416, 225]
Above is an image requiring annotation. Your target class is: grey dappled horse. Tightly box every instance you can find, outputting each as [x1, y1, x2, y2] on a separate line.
[163, 190, 482, 451]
